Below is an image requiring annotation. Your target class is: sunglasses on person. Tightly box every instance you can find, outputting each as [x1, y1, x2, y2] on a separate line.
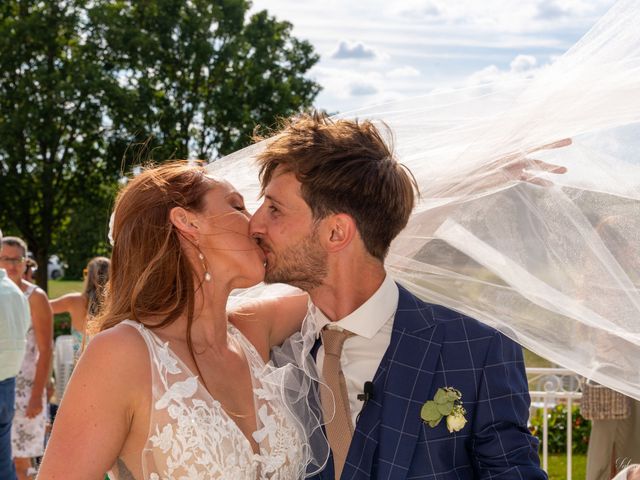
[0, 256, 26, 265]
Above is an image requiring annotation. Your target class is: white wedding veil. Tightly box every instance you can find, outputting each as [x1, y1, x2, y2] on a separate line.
[211, 0, 640, 404]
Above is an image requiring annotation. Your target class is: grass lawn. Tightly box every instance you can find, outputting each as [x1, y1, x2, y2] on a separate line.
[49, 279, 84, 337]
[48, 279, 84, 299]
[546, 453, 587, 479]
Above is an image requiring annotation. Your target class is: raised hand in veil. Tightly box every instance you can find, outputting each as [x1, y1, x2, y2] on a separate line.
[211, 0, 640, 401]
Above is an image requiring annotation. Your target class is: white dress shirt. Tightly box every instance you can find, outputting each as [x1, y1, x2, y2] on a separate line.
[313, 274, 399, 427]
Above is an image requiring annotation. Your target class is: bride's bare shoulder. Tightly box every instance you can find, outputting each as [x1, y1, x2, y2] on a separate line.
[80, 322, 151, 382]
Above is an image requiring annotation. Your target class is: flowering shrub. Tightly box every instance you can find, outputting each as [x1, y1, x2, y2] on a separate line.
[529, 404, 591, 454]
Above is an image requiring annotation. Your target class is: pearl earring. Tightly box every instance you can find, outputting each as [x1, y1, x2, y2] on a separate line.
[197, 247, 212, 282]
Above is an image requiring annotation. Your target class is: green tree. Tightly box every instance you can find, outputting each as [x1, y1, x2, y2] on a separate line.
[0, 1, 122, 291]
[53, 180, 117, 279]
[92, 0, 320, 159]
[0, 0, 320, 291]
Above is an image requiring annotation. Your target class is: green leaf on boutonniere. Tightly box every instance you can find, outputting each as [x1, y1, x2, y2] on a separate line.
[434, 388, 448, 404]
[420, 401, 441, 422]
[445, 389, 461, 401]
[421, 387, 467, 433]
[437, 402, 453, 416]
[428, 417, 442, 428]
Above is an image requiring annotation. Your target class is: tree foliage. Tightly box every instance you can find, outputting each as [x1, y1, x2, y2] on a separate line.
[0, 0, 320, 291]
[0, 1, 119, 289]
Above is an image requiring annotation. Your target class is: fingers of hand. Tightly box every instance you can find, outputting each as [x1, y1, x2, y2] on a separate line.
[517, 173, 553, 187]
[526, 159, 567, 174]
[525, 138, 572, 155]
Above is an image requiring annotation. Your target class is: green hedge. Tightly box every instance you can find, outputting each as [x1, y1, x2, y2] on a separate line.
[530, 403, 591, 454]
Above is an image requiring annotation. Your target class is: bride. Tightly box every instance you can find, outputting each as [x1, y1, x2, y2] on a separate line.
[38, 161, 326, 479]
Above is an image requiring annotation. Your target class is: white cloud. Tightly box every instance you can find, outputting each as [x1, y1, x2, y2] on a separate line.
[388, 0, 610, 33]
[332, 40, 379, 60]
[250, 0, 617, 113]
[467, 54, 541, 85]
[312, 67, 383, 99]
[535, 0, 595, 20]
[387, 66, 421, 78]
[510, 54, 537, 73]
[350, 82, 378, 96]
[466, 65, 503, 85]
[310, 66, 416, 112]
[398, 1, 442, 19]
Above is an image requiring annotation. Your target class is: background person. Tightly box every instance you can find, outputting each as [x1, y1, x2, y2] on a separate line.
[586, 215, 640, 480]
[0, 237, 53, 480]
[50, 256, 110, 361]
[22, 259, 37, 284]
[0, 229, 31, 480]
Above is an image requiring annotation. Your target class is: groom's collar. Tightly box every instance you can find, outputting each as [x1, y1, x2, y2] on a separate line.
[310, 273, 399, 340]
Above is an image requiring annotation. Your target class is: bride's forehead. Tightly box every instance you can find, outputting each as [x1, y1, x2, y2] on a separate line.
[204, 177, 239, 197]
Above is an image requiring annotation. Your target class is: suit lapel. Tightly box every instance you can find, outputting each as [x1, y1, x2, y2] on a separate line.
[345, 285, 443, 480]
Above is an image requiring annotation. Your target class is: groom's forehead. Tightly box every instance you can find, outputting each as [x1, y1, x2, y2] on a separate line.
[267, 169, 302, 195]
[263, 170, 314, 213]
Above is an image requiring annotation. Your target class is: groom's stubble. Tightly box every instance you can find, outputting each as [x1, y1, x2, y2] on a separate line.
[263, 224, 328, 292]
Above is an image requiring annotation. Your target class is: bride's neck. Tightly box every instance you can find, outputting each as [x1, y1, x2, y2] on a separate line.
[185, 282, 231, 350]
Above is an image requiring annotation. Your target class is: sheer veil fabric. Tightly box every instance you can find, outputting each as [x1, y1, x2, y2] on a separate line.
[213, 0, 640, 415]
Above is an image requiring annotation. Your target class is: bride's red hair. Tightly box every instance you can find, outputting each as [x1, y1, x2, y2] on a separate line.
[97, 161, 215, 347]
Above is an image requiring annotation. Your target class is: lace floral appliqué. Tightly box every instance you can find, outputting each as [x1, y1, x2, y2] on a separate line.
[116, 321, 304, 480]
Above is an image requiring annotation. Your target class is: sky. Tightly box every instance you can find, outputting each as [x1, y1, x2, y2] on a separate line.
[250, 0, 617, 114]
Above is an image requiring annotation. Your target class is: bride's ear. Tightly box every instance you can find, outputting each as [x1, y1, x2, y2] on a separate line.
[169, 207, 199, 239]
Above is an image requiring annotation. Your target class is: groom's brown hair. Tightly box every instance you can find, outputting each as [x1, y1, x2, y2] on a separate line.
[256, 111, 417, 260]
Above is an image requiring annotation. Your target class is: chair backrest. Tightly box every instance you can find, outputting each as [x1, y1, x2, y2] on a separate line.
[53, 335, 76, 402]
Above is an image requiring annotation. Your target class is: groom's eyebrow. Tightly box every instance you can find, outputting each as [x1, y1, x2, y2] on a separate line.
[264, 194, 285, 207]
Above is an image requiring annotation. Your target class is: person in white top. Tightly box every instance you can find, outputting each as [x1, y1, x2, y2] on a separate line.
[0, 228, 31, 480]
[0, 235, 53, 480]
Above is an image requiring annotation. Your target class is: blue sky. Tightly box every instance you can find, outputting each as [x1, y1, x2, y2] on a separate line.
[251, 0, 616, 114]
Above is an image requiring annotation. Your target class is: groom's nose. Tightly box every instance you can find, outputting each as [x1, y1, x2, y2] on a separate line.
[249, 203, 266, 238]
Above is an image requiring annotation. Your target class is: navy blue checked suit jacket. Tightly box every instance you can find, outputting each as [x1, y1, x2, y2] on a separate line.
[312, 284, 546, 480]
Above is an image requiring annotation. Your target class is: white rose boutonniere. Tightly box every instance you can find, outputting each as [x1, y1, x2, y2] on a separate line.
[420, 387, 467, 433]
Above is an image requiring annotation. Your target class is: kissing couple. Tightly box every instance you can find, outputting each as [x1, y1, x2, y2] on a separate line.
[39, 112, 550, 479]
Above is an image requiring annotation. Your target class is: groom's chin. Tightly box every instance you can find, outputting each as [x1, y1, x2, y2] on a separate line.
[263, 269, 286, 285]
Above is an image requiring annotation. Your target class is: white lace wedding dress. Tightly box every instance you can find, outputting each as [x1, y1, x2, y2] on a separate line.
[108, 320, 306, 480]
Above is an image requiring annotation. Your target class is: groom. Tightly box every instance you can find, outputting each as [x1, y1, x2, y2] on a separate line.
[250, 112, 546, 479]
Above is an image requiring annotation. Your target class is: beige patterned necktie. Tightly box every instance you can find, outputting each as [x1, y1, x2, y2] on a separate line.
[320, 327, 355, 480]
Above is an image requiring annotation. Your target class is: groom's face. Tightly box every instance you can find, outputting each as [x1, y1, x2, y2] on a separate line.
[250, 168, 328, 291]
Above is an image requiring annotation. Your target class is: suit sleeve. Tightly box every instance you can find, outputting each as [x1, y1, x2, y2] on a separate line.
[471, 330, 548, 479]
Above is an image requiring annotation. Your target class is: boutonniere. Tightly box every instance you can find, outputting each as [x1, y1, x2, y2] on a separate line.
[420, 387, 467, 433]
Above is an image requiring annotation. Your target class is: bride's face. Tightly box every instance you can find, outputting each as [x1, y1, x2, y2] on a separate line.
[195, 180, 265, 289]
